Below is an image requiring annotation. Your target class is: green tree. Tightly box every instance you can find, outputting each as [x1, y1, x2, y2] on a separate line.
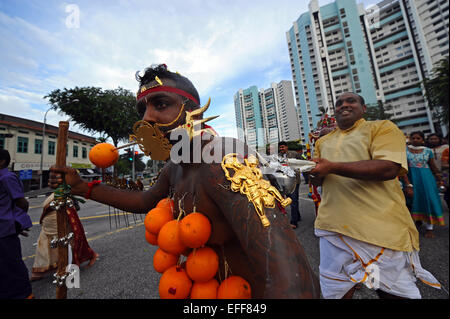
[422, 57, 449, 126]
[363, 101, 395, 122]
[116, 152, 146, 177]
[44, 86, 139, 147]
[287, 139, 304, 151]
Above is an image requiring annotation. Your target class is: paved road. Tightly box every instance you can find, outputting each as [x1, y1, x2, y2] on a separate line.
[21, 183, 448, 299]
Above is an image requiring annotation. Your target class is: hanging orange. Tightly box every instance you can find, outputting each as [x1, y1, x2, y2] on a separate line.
[179, 212, 212, 248]
[88, 143, 119, 168]
[217, 276, 251, 299]
[153, 248, 179, 273]
[144, 207, 173, 235]
[157, 198, 175, 216]
[186, 246, 219, 282]
[145, 230, 158, 245]
[158, 220, 186, 255]
[190, 278, 219, 299]
[159, 265, 192, 299]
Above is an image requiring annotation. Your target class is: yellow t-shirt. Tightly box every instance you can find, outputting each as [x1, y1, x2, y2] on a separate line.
[314, 119, 419, 252]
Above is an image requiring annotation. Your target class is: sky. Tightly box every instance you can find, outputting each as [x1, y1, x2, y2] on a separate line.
[0, 0, 374, 149]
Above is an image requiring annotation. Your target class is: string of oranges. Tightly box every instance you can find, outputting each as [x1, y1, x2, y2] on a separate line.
[144, 197, 252, 299]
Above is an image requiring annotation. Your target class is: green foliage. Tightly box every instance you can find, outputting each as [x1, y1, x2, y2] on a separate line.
[44, 86, 139, 147]
[363, 101, 394, 122]
[287, 140, 304, 151]
[116, 153, 146, 176]
[422, 57, 449, 125]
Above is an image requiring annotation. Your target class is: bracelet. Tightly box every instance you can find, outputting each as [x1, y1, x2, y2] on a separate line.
[406, 184, 413, 188]
[85, 180, 101, 199]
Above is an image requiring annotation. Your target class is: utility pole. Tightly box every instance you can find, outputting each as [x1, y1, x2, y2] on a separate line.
[132, 145, 136, 181]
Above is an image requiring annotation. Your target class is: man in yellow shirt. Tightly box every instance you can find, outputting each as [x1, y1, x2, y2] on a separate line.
[309, 92, 441, 299]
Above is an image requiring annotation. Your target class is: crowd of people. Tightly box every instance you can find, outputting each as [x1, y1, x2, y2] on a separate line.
[0, 64, 447, 299]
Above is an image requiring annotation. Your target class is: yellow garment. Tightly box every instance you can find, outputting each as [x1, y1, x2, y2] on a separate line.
[314, 119, 419, 252]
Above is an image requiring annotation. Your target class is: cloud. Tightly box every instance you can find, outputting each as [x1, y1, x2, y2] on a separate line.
[3, 0, 352, 141]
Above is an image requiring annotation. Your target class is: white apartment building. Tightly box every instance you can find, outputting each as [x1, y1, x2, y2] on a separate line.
[234, 80, 300, 149]
[366, 0, 448, 135]
[287, 0, 380, 143]
[287, 0, 448, 141]
[260, 81, 301, 144]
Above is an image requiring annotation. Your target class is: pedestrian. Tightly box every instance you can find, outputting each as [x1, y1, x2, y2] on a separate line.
[426, 133, 449, 203]
[402, 131, 445, 238]
[309, 92, 441, 299]
[441, 147, 449, 204]
[426, 133, 449, 174]
[30, 194, 58, 281]
[278, 141, 303, 229]
[49, 64, 320, 298]
[31, 194, 99, 281]
[0, 149, 33, 299]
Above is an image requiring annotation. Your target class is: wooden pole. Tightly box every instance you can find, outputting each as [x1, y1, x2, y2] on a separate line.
[55, 121, 69, 299]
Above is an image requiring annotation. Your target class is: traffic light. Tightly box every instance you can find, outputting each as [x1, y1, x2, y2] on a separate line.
[126, 148, 133, 161]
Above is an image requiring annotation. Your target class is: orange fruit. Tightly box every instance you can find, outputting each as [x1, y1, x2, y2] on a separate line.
[159, 265, 192, 299]
[144, 207, 173, 235]
[153, 248, 179, 273]
[190, 278, 219, 299]
[186, 247, 218, 282]
[158, 220, 186, 255]
[145, 230, 158, 245]
[217, 276, 251, 299]
[179, 212, 212, 248]
[88, 143, 119, 168]
[157, 198, 175, 216]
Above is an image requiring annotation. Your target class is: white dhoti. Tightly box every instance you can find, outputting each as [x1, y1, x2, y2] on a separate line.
[315, 229, 441, 299]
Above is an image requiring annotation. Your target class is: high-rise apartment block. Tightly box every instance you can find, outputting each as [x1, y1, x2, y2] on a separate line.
[287, 0, 448, 142]
[234, 80, 300, 149]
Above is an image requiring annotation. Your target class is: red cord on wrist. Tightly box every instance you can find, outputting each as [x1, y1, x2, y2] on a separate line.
[85, 180, 101, 199]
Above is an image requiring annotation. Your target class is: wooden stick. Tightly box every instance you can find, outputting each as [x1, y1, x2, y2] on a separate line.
[113, 142, 137, 151]
[55, 121, 69, 299]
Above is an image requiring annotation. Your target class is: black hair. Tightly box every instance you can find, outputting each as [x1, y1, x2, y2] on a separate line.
[135, 64, 200, 117]
[336, 92, 365, 106]
[427, 133, 442, 141]
[0, 149, 11, 168]
[410, 131, 425, 140]
[278, 141, 287, 146]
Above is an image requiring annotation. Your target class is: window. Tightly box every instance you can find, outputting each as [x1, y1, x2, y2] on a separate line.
[73, 145, 78, 158]
[48, 141, 56, 155]
[17, 137, 28, 153]
[35, 139, 42, 154]
[0, 137, 4, 149]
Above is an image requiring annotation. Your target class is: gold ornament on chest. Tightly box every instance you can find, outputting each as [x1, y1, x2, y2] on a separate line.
[221, 153, 292, 227]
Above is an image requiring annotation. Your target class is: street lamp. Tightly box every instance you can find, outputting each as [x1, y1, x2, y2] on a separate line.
[39, 99, 79, 189]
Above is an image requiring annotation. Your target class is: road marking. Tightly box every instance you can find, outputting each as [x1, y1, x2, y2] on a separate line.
[23, 222, 144, 261]
[86, 222, 144, 242]
[31, 212, 139, 225]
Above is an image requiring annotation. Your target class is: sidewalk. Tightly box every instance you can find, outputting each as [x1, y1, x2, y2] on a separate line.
[24, 187, 53, 199]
